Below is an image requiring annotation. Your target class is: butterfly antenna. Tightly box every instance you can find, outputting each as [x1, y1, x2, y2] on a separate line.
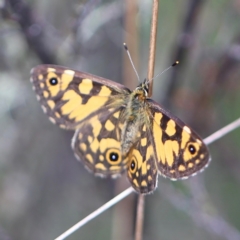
[123, 43, 141, 83]
[147, 61, 179, 84]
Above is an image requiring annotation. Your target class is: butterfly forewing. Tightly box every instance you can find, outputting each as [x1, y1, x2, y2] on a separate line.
[30, 65, 130, 129]
[147, 99, 210, 180]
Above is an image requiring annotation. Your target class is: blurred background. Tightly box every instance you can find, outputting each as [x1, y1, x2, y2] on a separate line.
[1, 0, 240, 239]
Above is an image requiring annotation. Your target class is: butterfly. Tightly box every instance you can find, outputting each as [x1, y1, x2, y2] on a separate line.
[30, 64, 210, 194]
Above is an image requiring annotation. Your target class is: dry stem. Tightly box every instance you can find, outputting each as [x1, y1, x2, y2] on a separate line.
[147, 0, 159, 97]
[135, 1, 160, 240]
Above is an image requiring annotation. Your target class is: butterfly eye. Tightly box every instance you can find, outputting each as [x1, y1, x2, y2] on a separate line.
[130, 157, 137, 173]
[188, 144, 196, 155]
[49, 77, 58, 86]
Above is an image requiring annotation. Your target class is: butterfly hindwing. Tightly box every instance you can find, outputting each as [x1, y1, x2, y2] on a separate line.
[127, 124, 158, 193]
[72, 108, 128, 177]
[30, 65, 130, 129]
[148, 99, 210, 180]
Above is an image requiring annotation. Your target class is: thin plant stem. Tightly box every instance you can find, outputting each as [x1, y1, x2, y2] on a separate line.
[135, 1, 160, 240]
[123, 0, 139, 90]
[54, 187, 134, 240]
[204, 117, 240, 145]
[110, 1, 139, 240]
[147, 0, 159, 97]
[135, 194, 145, 240]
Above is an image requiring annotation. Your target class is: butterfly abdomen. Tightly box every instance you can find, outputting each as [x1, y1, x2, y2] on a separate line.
[121, 119, 140, 156]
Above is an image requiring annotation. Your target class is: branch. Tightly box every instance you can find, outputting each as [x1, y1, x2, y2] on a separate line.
[6, 0, 57, 63]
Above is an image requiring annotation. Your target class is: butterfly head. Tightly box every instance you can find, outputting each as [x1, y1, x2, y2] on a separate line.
[135, 78, 149, 98]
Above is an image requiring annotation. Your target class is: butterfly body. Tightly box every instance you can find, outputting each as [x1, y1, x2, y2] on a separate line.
[31, 65, 210, 194]
[120, 84, 148, 155]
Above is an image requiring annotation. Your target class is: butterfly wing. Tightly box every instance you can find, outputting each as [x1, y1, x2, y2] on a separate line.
[126, 125, 158, 194]
[147, 99, 210, 180]
[30, 65, 130, 129]
[72, 108, 128, 177]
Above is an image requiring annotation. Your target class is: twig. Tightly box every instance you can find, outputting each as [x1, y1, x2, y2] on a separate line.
[72, 0, 101, 34]
[165, 0, 205, 106]
[135, 194, 145, 240]
[147, 0, 159, 97]
[123, 0, 139, 90]
[204, 117, 240, 145]
[158, 180, 240, 240]
[110, 1, 139, 240]
[54, 187, 134, 240]
[134, 1, 159, 240]
[6, 0, 57, 63]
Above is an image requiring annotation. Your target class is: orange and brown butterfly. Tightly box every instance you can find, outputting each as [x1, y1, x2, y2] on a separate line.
[30, 64, 210, 194]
